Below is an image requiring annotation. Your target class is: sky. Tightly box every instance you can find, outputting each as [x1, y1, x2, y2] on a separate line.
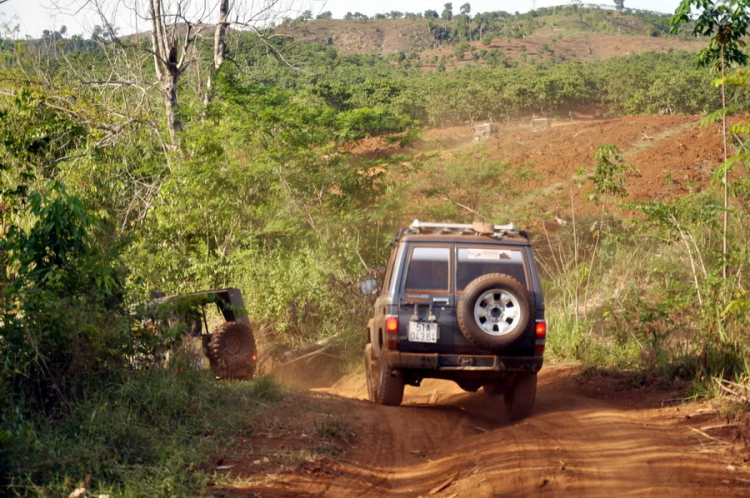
[1, 0, 684, 39]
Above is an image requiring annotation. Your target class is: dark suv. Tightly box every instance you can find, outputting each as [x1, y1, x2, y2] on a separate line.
[360, 220, 546, 420]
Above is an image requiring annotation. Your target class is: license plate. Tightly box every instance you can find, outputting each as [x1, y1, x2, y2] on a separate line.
[408, 322, 438, 343]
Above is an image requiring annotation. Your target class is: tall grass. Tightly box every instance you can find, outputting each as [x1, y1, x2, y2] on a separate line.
[539, 195, 749, 391]
[1, 354, 282, 497]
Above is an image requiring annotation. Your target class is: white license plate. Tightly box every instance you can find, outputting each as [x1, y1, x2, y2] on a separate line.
[408, 322, 438, 343]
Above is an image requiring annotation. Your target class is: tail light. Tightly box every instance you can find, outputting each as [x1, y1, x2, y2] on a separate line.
[535, 322, 546, 338]
[534, 321, 546, 355]
[385, 315, 398, 349]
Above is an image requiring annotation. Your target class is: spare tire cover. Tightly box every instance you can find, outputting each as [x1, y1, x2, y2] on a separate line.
[457, 273, 531, 352]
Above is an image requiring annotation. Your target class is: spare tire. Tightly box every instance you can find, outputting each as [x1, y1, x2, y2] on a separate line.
[208, 321, 257, 380]
[457, 273, 531, 352]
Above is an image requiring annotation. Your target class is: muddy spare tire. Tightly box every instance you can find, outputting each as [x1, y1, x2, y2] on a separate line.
[457, 273, 531, 352]
[208, 321, 257, 380]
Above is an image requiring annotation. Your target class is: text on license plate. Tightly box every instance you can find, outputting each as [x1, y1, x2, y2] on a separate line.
[408, 322, 438, 343]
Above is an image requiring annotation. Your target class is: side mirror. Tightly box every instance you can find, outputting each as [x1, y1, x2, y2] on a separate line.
[360, 278, 379, 295]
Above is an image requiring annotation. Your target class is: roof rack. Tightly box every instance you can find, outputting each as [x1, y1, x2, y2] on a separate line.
[404, 219, 523, 239]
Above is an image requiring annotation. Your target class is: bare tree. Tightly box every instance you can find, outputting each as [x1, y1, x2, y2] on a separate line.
[206, 0, 312, 104]
[74, 0, 212, 143]
[64, 0, 313, 141]
[205, 0, 228, 103]
[146, 0, 205, 140]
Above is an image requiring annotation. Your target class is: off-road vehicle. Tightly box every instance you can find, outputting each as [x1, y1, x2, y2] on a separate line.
[142, 288, 257, 380]
[360, 220, 546, 420]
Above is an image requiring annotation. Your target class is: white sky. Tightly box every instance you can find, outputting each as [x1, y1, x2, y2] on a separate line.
[1, 0, 683, 39]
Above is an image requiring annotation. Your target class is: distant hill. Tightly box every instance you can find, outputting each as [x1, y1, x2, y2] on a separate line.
[275, 6, 702, 68]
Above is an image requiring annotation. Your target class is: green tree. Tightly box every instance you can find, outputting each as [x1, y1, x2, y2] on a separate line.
[425, 9, 439, 19]
[581, 144, 633, 317]
[442, 3, 453, 20]
[669, 0, 750, 278]
[460, 3, 471, 15]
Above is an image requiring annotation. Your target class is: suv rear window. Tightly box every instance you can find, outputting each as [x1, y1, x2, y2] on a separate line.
[404, 246, 450, 292]
[457, 247, 526, 290]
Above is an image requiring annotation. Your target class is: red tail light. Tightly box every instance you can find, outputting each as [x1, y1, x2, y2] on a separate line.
[386, 315, 398, 349]
[535, 321, 546, 338]
[535, 321, 546, 355]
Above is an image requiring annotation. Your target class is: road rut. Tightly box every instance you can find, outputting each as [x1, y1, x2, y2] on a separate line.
[218, 365, 750, 497]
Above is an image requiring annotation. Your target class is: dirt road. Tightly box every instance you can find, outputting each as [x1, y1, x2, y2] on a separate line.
[215, 365, 750, 497]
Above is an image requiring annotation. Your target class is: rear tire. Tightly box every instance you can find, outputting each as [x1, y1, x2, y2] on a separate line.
[208, 321, 256, 380]
[504, 372, 537, 420]
[374, 348, 404, 406]
[457, 273, 532, 352]
[365, 344, 376, 402]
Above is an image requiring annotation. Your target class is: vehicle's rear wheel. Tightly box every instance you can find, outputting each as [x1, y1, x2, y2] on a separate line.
[208, 321, 256, 380]
[504, 372, 537, 420]
[365, 344, 376, 402]
[457, 273, 532, 352]
[373, 348, 404, 406]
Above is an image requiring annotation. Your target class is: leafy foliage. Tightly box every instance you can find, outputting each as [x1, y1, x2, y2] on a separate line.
[669, 0, 750, 70]
[587, 144, 633, 201]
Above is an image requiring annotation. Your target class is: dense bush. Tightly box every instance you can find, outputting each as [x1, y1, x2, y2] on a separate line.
[228, 36, 748, 127]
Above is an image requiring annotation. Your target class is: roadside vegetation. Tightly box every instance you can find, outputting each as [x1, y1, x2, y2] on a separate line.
[1, 1, 748, 495]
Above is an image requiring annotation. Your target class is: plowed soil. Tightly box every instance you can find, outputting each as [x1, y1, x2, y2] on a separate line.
[211, 366, 750, 497]
[418, 34, 704, 70]
[414, 114, 733, 217]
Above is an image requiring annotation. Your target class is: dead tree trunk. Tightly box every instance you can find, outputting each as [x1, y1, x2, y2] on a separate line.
[206, 0, 230, 104]
[162, 66, 181, 137]
[148, 0, 196, 143]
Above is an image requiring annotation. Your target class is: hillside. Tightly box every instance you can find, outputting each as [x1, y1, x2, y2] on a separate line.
[276, 7, 703, 65]
[417, 34, 704, 70]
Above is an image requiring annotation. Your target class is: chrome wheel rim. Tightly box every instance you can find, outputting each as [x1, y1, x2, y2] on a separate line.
[473, 289, 521, 336]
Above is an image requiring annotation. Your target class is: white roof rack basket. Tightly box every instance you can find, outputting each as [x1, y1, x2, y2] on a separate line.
[408, 219, 520, 238]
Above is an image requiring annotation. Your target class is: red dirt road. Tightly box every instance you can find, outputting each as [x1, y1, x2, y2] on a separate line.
[214, 366, 750, 497]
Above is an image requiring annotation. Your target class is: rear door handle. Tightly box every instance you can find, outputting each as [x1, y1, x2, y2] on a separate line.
[432, 297, 449, 304]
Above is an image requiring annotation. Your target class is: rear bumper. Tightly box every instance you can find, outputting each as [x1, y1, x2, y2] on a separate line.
[385, 351, 543, 372]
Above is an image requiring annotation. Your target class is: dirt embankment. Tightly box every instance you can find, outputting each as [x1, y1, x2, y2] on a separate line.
[212, 366, 750, 497]
[412, 115, 729, 218]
